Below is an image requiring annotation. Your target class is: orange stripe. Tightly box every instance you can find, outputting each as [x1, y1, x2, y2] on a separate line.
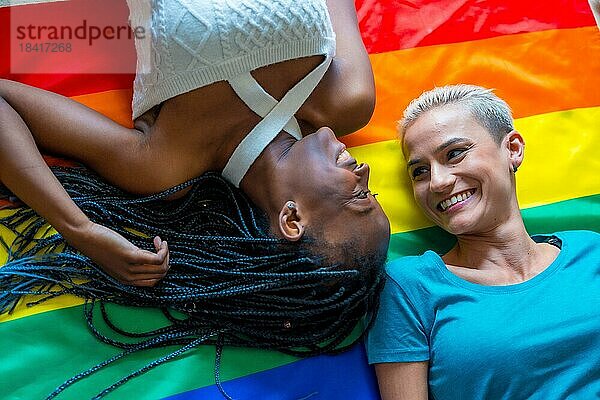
[70, 89, 134, 128]
[65, 28, 600, 149]
[342, 26, 600, 148]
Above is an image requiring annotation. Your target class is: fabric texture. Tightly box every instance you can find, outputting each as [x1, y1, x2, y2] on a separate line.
[1, 1, 599, 398]
[129, 0, 336, 119]
[128, 0, 335, 186]
[367, 230, 600, 400]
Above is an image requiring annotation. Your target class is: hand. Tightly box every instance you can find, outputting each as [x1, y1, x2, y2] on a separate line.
[68, 221, 170, 287]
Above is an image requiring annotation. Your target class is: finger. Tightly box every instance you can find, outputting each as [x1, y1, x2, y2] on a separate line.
[134, 248, 167, 265]
[153, 236, 162, 251]
[152, 243, 169, 267]
[157, 240, 168, 259]
[161, 240, 169, 267]
[128, 272, 167, 281]
[118, 269, 166, 283]
[164, 241, 170, 269]
[127, 263, 169, 275]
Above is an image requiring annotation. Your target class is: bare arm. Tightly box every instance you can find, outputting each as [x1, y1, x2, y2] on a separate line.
[300, 0, 376, 136]
[0, 79, 154, 192]
[0, 95, 91, 238]
[0, 80, 169, 286]
[375, 362, 429, 400]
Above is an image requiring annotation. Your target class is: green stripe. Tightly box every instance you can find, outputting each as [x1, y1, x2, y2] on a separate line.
[0, 303, 364, 400]
[1, 194, 598, 399]
[388, 193, 600, 261]
[0, 304, 300, 399]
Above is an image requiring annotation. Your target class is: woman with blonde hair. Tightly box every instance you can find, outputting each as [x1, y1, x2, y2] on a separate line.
[367, 84, 600, 400]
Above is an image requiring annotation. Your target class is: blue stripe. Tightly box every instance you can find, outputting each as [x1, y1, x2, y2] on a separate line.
[163, 344, 379, 400]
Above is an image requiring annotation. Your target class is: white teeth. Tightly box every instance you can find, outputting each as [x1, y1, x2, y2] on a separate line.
[441, 199, 452, 210]
[439, 190, 473, 211]
[337, 149, 351, 164]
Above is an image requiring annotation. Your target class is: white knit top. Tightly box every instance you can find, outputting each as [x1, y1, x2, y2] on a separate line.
[128, 0, 336, 120]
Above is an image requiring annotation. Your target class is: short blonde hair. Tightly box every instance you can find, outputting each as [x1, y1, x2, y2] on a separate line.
[398, 84, 514, 143]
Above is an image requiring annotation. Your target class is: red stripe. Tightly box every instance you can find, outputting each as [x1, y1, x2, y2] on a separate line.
[0, 3, 134, 96]
[2, 1, 597, 94]
[0, 7, 9, 79]
[356, 0, 597, 54]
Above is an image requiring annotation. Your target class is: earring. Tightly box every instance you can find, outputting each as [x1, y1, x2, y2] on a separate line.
[286, 201, 295, 210]
[512, 165, 518, 173]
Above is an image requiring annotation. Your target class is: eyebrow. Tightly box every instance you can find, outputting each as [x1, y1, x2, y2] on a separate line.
[350, 200, 375, 215]
[406, 158, 421, 169]
[435, 137, 470, 153]
[357, 205, 375, 215]
[407, 137, 471, 169]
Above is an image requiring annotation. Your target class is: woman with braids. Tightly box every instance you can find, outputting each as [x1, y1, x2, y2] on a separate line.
[0, 0, 390, 397]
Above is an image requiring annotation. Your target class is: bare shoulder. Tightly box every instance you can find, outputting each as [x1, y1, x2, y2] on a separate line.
[248, 0, 375, 136]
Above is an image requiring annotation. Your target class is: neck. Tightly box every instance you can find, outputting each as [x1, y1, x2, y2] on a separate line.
[444, 210, 543, 279]
[239, 132, 295, 221]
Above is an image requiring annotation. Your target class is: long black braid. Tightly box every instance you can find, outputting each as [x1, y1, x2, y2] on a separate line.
[0, 167, 386, 399]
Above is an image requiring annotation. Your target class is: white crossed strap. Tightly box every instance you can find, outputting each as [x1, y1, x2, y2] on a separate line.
[222, 55, 332, 187]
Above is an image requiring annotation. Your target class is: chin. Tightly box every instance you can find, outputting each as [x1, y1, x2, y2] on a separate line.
[445, 227, 469, 236]
[433, 206, 483, 235]
[440, 218, 477, 236]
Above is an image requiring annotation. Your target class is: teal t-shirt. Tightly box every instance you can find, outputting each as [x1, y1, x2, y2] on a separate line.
[367, 231, 600, 400]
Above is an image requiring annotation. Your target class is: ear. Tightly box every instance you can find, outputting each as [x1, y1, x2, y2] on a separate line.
[505, 130, 525, 172]
[277, 201, 305, 242]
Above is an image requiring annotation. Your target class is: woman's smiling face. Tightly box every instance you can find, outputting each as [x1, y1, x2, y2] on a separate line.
[276, 127, 390, 258]
[402, 105, 520, 235]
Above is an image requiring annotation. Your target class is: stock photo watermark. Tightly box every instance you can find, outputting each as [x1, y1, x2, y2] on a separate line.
[9, 0, 151, 74]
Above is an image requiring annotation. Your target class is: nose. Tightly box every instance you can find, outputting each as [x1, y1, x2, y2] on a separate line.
[315, 126, 337, 143]
[429, 164, 455, 193]
[356, 162, 371, 186]
[314, 126, 344, 157]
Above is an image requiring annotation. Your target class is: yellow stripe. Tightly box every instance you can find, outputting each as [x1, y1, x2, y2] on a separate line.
[0, 297, 83, 323]
[0, 211, 85, 322]
[350, 106, 600, 234]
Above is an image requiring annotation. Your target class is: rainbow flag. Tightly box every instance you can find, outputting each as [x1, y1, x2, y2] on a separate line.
[1, 0, 599, 398]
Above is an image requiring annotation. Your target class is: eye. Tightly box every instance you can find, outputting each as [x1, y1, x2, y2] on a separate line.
[411, 166, 428, 180]
[447, 148, 465, 160]
[447, 144, 473, 161]
[355, 189, 370, 199]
